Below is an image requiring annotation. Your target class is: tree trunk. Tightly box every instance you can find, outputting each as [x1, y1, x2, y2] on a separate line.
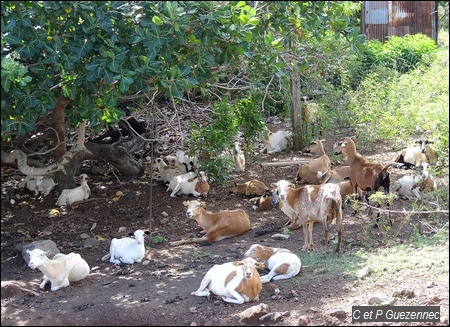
[52, 97, 70, 161]
[290, 72, 303, 151]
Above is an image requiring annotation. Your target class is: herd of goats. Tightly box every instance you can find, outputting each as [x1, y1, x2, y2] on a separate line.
[19, 129, 439, 304]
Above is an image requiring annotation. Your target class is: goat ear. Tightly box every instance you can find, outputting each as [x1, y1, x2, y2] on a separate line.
[201, 201, 206, 207]
[46, 250, 51, 256]
[270, 183, 277, 188]
[233, 261, 242, 266]
[182, 201, 189, 207]
[128, 232, 134, 237]
[26, 249, 30, 254]
[349, 135, 356, 140]
[320, 139, 326, 143]
[144, 231, 151, 235]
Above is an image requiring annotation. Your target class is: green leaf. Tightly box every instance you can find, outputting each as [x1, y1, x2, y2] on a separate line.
[152, 15, 164, 26]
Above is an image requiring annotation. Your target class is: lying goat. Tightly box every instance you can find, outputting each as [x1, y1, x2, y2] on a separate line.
[394, 139, 438, 169]
[170, 200, 250, 246]
[191, 257, 262, 304]
[55, 174, 91, 206]
[27, 248, 90, 291]
[296, 139, 331, 185]
[101, 229, 150, 264]
[244, 244, 301, 283]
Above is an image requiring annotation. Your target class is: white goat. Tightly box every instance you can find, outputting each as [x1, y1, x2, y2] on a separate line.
[170, 199, 251, 246]
[55, 174, 91, 206]
[155, 158, 183, 184]
[262, 129, 292, 154]
[27, 248, 90, 291]
[271, 180, 343, 253]
[166, 171, 197, 194]
[169, 171, 210, 198]
[101, 229, 150, 264]
[232, 141, 246, 172]
[175, 150, 196, 173]
[244, 244, 301, 283]
[191, 257, 262, 304]
[392, 162, 437, 200]
[21, 175, 56, 197]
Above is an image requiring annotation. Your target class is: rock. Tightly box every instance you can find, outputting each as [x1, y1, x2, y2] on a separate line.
[82, 237, 100, 248]
[298, 315, 311, 326]
[356, 266, 372, 278]
[271, 233, 290, 240]
[238, 303, 269, 323]
[21, 240, 60, 265]
[329, 309, 346, 320]
[368, 293, 396, 305]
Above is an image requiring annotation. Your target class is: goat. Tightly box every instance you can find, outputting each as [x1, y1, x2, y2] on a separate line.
[251, 191, 275, 211]
[333, 137, 391, 196]
[232, 141, 246, 172]
[392, 162, 437, 200]
[21, 175, 56, 197]
[322, 166, 350, 183]
[262, 129, 292, 154]
[101, 229, 150, 264]
[191, 257, 262, 304]
[296, 139, 331, 185]
[244, 244, 301, 283]
[394, 139, 438, 169]
[166, 171, 197, 194]
[169, 171, 210, 198]
[55, 174, 91, 206]
[271, 180, 343, 254]
[175, 150, 196, 173]
[231, 179, 269, 197]
[170, 200, 251, 246]
[155, 158, 183, 184]
[27, 248, 90, 291]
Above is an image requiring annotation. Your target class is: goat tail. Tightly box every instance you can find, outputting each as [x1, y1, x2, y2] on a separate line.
[101, 253, 111, 261]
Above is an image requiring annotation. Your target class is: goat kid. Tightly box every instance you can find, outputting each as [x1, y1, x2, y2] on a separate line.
[21, 175, 56, 197]
[191, 257, 262, 304]
[232, 141, 246, 172]
[101, 229, 150, 264]
[169, 171, 210, 198]
[262, 129, 292, 154]
[244, 244, 301, 283]
[170, 200, 251, 246]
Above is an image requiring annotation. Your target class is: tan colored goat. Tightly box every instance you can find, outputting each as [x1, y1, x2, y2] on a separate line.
[296, 139, 331, 184]
[170, 200, 251, 246]
[231, 179, 269, 197]
[394, 139, 438, 168]
[333, 137, 391, 196]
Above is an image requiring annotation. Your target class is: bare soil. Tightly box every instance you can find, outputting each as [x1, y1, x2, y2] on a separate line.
[1, 127, 449, 326]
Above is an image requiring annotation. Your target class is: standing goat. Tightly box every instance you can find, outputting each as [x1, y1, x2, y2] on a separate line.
[55, 174, 91, 206]
[27, 248, 90, 291]
[101, 229, 150, 264]
[296, 139, 331, 184]
[271, 180, 343, 254]
[244, 244, 301, 283]
[191, 257, 262, 304]
[232, 141, 246, 172]
[170, 200, 251, 246]
[333, 137, 391, 196]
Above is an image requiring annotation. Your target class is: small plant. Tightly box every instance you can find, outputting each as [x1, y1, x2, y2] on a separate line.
[152, 235, 167, 244]
[189, 250, 212, 261]
[282, 228, 292, 235]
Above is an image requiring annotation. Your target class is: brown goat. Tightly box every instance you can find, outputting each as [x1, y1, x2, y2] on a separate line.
[170, 200, 251, 246]
[231, 179, 269, 197]
[394, 139, 438, 169]
[322, 166, 350, 183]
[296, 139, 331, 184]
[333, 137, 391, 196]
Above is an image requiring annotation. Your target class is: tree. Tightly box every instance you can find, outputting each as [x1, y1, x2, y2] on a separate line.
[1, 1, 363, 184]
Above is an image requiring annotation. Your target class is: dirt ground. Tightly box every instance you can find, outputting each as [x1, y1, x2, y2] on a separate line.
[1, 122, 449, 326]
